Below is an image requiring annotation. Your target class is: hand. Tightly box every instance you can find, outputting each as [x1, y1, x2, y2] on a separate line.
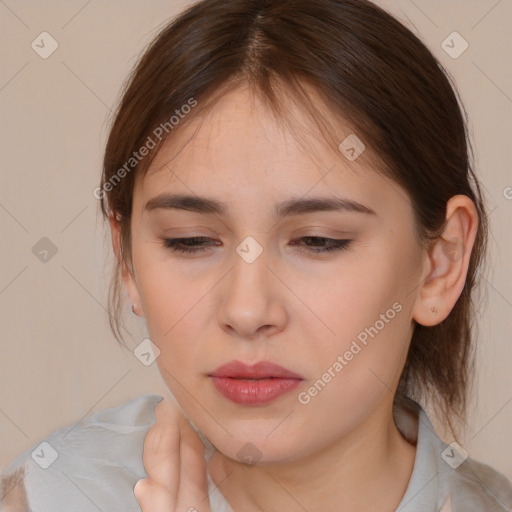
[134, 397, 211, 512]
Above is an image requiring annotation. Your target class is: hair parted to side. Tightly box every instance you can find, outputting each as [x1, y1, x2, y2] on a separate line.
[99, 0, 489, 438]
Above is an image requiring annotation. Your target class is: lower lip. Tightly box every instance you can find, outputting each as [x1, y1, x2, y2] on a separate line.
[211, 376, 302, 405]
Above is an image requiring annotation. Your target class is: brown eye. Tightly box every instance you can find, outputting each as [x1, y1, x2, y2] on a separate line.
[290, 236, 352, 254]
[162, 237, 220, 254]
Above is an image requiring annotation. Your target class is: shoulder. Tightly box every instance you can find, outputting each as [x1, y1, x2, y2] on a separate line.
[0, 394, 163, 512]
[443, 454, 512, 511]
[395, 396, 512, 512]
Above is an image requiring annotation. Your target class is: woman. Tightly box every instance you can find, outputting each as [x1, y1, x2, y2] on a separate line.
[2, 0, 511, 510]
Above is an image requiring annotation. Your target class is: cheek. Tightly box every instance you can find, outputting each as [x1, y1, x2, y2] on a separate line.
[318, 314, 405, 391]
[131, 259, 202, 378]
[306, 253, 404, 349]
[293, 303, 409, 452]
[301, 256, 412, 407]
[134, 246, 207, 337]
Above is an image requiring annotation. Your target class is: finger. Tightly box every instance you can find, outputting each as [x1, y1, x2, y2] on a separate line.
[142, 398, 182, 498]
[176, 420, 211, 512]
[133, 477, 174, 512]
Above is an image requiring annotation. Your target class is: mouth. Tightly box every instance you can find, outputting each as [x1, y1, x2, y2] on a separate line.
[208, 360, 304, 405]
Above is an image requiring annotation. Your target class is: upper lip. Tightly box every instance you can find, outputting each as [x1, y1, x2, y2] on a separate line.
[209, 360, 304, 380]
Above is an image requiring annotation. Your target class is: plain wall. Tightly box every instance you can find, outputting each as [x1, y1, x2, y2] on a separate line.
[0, 0, 511, 481]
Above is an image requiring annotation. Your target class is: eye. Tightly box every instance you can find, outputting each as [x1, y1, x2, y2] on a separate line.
[162, 236, 220, 254]
[290, 236, 352, 254]
[161, 236, 352, 254]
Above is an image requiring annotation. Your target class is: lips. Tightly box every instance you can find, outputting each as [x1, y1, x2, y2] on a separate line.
[209, 360, 304, 405]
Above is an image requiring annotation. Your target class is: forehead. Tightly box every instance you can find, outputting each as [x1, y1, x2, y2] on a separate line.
[133, 85, 409, 219]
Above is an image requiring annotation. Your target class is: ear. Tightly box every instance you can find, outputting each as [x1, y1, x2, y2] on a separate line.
[412, 195, 479, 326]
[109, 215, 144, 317]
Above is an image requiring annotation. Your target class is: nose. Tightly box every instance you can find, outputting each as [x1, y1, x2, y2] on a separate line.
[216, 244, 288, 340]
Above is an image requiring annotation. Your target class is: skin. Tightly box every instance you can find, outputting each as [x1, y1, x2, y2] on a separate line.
[111, 83, 478, 511]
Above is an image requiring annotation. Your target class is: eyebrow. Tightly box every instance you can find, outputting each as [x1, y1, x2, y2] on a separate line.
[143, 193, 377, 219]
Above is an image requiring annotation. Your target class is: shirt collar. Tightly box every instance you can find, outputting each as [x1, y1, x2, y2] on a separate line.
[394, 395, 450, 511]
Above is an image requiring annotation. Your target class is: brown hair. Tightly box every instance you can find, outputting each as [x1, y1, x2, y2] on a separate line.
[98, 0, 488, 437]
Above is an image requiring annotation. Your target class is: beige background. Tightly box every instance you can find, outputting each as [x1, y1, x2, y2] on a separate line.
[0, 0, 511, 481]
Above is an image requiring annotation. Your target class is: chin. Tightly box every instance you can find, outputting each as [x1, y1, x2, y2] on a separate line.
[204, 423, 308, 466]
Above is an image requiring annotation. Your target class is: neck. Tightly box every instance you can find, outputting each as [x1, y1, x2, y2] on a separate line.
[208, 398, 417, 512]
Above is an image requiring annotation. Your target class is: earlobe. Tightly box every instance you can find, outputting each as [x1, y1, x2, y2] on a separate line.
[108, 215, 145, 318]
[412, 195, 478, 327]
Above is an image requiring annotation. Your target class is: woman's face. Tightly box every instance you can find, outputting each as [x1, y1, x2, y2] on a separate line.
[124, 85, 428, 463]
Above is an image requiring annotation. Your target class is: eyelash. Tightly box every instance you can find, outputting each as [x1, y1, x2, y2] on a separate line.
[162, 236, 352, 255]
